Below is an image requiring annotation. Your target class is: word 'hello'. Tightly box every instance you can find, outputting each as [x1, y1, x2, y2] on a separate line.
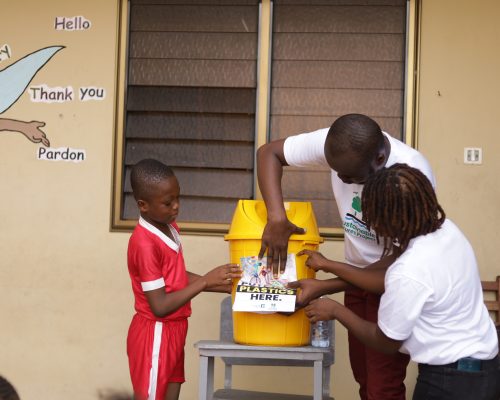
[55, 16, 92, 31]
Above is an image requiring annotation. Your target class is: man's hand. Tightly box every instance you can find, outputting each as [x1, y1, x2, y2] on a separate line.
[297, 249, 329, 272]
[258, 218, 305, 277]
[288, 279, 327, 307]
[304, 297, 339, 323]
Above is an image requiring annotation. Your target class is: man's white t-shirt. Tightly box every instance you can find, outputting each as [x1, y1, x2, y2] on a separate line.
[283, 128, 435, 267]
[378, 219, 498, 364]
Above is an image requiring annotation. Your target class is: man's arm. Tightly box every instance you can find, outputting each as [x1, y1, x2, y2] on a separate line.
[256, 139, 305, 275]
[305, 298, 402, 354]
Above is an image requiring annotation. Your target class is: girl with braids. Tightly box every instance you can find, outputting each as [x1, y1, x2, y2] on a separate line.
[304, 164, 500, 400]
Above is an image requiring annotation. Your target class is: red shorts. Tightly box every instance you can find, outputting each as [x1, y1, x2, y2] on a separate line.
[127, 313, 188, 400]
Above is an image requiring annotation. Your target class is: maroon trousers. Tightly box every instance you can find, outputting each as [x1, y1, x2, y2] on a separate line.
[344, 288, 410, 400]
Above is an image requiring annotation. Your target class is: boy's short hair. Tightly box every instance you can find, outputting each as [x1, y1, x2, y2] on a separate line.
[130, 159, 175, 201]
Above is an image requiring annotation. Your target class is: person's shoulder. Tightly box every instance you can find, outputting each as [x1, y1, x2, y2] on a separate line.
[287, 127, 329, 142]
[128, 223, 156, 247]
[384, 132, 434, 179]
[284, 127, 329, 164]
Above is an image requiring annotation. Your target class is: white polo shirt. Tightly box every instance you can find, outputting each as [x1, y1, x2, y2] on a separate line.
[284, 128, 435, 267]
[378, 219, 498, 364]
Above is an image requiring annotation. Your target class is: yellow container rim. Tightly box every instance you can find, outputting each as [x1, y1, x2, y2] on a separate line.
[224, 200, 323, 243]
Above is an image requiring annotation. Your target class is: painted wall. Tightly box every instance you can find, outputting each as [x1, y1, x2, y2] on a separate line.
[0, 1, 498, 399]
[417, 0, 500, 284]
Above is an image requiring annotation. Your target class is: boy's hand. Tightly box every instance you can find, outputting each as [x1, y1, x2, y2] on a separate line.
[287, 279, 325, 307]
[297, 249, 329, 272]
[304, 297, 338, 323]
[203, 263, 241, 292]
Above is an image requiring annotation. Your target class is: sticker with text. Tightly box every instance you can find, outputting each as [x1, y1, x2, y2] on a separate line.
[232, 254, 297, 313]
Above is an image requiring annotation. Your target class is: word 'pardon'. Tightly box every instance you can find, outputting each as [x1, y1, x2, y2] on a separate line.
[38, 147, 86, 163]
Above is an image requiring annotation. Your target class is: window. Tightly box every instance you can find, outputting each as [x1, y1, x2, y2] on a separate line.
[112, 0, 417, 236]
[270, 1, 408, 233]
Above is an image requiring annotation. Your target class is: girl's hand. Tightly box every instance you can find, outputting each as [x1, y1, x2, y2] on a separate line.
[297, 249, 329, 272]
[304, 297, 338, 323]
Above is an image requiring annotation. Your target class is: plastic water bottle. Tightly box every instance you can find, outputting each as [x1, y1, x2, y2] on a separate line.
[311, 320, 330, 348]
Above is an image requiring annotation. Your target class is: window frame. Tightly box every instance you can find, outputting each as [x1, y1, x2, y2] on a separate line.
[110, 0, 421, 238]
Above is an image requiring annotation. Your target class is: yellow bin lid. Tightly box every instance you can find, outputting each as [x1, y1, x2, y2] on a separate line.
[224, 200, 323, 243]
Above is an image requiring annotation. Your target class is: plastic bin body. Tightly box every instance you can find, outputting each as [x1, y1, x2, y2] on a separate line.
[224, 200, 323, 346]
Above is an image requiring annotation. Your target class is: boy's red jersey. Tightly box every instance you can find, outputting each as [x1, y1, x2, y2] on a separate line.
[127, 218, 191, 320]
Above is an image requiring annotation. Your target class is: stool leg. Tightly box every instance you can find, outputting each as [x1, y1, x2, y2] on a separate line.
[322, 366, 331, 398]
[313, 359, 323, 400]
[198, 355, 214, 400]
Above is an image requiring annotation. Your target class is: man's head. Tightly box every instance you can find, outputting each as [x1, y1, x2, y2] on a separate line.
[361, 163, 445, 256]
[324, 114, 387, 184]
[130, 159, 180, 227]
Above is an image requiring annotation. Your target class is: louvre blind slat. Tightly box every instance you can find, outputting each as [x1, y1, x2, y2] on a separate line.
[129, 59, 257, 87]
[272, 61, 403, 89]
[274, 5, 405, 33]
[270, 116, 403, 141]
[124, 168, 253, 197]
[271, 88, 404, 117]
[126, 113, 254, 141]
[129, 32, 257, 59]
[127, 87, 256, 114]
[125, 141, 254, 169]
[130, 5, 258, 32]
[273, 34, 404, 61]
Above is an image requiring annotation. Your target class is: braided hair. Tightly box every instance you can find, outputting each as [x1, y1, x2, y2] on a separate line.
[361, 163, 445, 257]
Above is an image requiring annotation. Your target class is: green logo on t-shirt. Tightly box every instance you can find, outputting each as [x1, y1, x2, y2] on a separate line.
[344, 193, 376, 242]
[351, 195, 361, 215]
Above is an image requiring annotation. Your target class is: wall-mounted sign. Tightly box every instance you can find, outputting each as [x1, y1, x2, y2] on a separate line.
[30, 84, 74, 102]
[37, 146, 86, 163]
[0, 44, 11, 62]
[55, 16, 92, 31]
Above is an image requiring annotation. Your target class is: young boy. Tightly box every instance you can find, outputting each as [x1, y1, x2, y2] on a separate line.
[303, 164, 500, 400]
[127, 159, 241, 400]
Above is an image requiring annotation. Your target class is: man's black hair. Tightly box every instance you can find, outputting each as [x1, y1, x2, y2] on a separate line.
[325, 114, 385, 161]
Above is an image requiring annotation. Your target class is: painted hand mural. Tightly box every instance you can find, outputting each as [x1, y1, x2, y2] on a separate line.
[0, 46, 64, 146]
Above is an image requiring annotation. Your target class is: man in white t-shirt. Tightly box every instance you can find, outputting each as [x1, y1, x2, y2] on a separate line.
[303, 164, 500, 400]
[257, 114, 434, 399]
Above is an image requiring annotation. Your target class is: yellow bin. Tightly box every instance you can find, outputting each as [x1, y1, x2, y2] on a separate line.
[224, 200, 323, 346]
